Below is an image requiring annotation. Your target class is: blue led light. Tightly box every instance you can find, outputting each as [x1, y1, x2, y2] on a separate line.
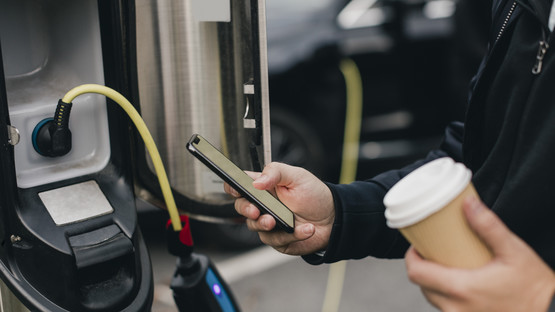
[205, 268, 236, 312]
[213, 284, 222, 296]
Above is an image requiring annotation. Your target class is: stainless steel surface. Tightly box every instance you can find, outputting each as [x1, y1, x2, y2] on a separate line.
[135, 0, 272, 209]
[254, 0, 273, 164]
[0, 278, 29, 312]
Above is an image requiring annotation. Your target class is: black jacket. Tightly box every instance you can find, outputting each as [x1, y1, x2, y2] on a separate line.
[305, 0, 555, 272]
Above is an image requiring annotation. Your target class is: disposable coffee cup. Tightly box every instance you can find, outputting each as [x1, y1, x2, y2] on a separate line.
[384, 157, 493, 268]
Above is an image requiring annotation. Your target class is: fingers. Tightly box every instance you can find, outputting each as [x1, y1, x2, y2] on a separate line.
[234, 198, 278, 232]
[419, 288, 452, 311]
[245, 214, 276, 232]
[240, 211, 316, 254]
[234, 198, 261, 220]
[224, 182, 241, 198]
[259, 223, 315, 254]
[462, 196, 518, 258]
[405, 247, 465, 296]
[252, 162, 300, 190]
[223, 171, 261, 197]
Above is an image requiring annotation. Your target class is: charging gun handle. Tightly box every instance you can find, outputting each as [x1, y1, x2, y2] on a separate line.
[165, 217, 241, 312]
[171, 253, 240, 312]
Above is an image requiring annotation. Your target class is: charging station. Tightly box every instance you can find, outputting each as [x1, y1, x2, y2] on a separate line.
[133, 0, 272, 218]
[0, 0, 271, 311]
[0, 1, 152, 310]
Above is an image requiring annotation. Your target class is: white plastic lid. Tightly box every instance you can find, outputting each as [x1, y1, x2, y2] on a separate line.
[384, 157, 471, 228]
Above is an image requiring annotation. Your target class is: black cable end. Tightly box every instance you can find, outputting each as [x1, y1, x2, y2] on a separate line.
[32, 99, 73, 157]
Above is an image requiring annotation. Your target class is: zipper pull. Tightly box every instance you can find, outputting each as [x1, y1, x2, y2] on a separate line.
[532, 40, 549, 75]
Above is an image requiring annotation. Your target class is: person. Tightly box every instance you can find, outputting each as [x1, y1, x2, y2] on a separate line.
[449, 0, 492, 120]
[224, 0, 555, 310]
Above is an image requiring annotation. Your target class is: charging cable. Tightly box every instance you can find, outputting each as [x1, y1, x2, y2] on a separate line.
[338, 58, 363, 184]
[60, 84, 182, 231]
[61, 85, 240, 311]
[321, 58, 363, 312]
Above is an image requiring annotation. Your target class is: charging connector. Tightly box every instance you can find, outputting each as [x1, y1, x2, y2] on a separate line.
[32, 100, 73, 157]
[166, 216, 240, 312]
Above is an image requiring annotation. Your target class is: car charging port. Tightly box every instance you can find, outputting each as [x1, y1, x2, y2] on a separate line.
[32, 100, 73, 157]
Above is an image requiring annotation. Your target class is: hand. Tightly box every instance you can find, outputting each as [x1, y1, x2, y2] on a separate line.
[405, 197, 555, 312]
[224, 162, 335, 255]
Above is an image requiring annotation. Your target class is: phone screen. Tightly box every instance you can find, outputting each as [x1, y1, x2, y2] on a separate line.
[186, 134, 295, 233]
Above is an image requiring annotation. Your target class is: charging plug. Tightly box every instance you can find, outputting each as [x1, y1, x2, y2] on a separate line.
[165, 216, 240, 311]
[32, 100, 73, 157]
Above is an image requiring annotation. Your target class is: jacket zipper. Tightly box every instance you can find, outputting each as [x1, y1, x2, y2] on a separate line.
[532, 39, 549, 74]
[497, 0, 551, 74]
[514, 0, 552, 75]
[496, 1, 517, 43]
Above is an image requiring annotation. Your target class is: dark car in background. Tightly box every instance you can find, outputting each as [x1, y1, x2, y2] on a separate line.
[267, 0, 467, 182]
[194, 0, 491, 248]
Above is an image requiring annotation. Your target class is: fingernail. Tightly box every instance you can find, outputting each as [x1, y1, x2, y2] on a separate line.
[466, 196, 482, 214]
[246, 205, 254, 217]
[302, 224, 314, 235]
[255, 175, 269, 184]
[261, 217, 271, 229]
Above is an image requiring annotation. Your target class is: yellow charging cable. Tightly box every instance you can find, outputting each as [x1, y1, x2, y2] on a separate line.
[62, 84, 182, 232]
[338, 58, 363, 184]
[322, 58, 363, 312]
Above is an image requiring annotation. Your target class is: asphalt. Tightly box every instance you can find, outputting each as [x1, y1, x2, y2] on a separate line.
[140, 209, 437, 312]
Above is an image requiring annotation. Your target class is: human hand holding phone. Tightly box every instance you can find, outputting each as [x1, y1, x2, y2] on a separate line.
[225, 162, 335, 256]
[187, 134, 296, 233]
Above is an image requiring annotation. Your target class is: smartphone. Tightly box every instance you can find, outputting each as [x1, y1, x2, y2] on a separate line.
[186, 134, 295, 233]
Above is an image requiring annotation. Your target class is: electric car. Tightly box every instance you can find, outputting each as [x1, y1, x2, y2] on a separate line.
[267, 0, 464, 182]
[197, 0, 471, 249]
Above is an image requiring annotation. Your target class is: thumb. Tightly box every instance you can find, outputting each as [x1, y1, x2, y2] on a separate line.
[253, 162, 297, 190]
[463, 196, 518, 257]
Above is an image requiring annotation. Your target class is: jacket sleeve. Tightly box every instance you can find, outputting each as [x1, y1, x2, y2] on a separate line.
[303, 122, 464, 265]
